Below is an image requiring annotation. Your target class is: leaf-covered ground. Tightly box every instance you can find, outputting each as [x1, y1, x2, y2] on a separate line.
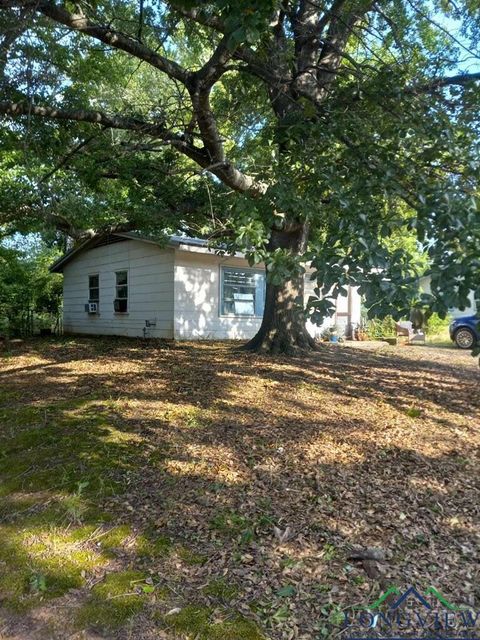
[0, 337, 478, 639]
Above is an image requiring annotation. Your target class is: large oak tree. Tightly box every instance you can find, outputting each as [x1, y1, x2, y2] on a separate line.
[1, 0, 479, 352]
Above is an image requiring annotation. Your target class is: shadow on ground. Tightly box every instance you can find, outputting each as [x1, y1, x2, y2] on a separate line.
[0, 337, 478, 639]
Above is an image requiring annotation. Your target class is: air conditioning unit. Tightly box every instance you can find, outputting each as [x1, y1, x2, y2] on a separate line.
[88, 302, 98, 314]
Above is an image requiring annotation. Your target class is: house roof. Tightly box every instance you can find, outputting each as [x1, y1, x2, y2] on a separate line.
[49, 232, 210, 273]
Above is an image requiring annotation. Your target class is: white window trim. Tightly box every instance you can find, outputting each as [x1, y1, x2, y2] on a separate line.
[219, 265, 265, 318]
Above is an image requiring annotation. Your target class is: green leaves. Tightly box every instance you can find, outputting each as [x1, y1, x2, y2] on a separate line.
[1, 0, 480, 350]
[0, 241, 62, 337]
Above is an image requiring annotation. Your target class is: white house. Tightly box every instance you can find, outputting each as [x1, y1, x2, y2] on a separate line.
[419, 275, 477, 318]
[50, 232, 362, 340]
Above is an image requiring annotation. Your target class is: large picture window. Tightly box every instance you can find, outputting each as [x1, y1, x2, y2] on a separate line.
[88, 274, 99, 302]
[114, 270, 128, 313]
[221, 267, 265, 317]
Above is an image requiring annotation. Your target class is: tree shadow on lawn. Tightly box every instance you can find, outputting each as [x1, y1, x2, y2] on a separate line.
[0, 338, 478, 638]
[1, 337, 477, 425]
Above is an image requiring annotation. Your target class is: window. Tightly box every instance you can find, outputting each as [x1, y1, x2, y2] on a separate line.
[88, 274, 99, 302]
[114, 270, 128, 312]
[221, 267, 265, 317]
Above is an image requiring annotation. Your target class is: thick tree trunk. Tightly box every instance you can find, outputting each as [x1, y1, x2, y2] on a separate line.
[242, 223, 317, 355]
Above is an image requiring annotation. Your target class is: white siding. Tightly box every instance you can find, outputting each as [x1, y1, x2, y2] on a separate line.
[419, 275, 477, 318]
[61, 238, 363, 341]
[173, 249, 362, 340]
[63, 240, 174, 338]
[173, 250, 263, 340]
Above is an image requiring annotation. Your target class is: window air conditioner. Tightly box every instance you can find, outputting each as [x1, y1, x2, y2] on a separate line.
[88, 302, 98, 313]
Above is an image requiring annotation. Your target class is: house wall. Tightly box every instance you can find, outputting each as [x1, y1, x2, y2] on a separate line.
[172, 248, 362, 340]
[62, 240, 175, 337]
[419, 275, 477, 318]
[61, 238, 362, 341]
[173, 249, 263, 340]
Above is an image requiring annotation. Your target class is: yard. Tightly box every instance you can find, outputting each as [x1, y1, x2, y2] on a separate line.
[0, 338, 478, 639]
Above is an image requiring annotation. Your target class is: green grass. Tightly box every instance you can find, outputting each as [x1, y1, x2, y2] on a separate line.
[209, 511, 252, 536]
[76, 571, 150, 630]
[203, 578, 239, 601]
[0, 398, 139, 498]
[136, 529, 172, 558]
[176, 545, 207, 565]
[405, 406, 422, 418]
[0, 396, 144, 612]
[164, 605, 264, 639]
[0, 388, 242, 634]
[0, 519, 109, 611]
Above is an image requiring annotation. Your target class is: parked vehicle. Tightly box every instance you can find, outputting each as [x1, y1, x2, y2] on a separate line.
[449, 315, 479, 349]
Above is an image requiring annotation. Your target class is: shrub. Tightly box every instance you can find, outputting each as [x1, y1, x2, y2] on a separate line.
[364, 316, 397, 339]
[424, 312, 450, 335]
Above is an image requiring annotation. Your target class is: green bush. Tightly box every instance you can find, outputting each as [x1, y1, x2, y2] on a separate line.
[364, 316, 397, 339]
[424, 312, 450, 335]
[364, 311, 450, 340]
[0, 240, 62, 338]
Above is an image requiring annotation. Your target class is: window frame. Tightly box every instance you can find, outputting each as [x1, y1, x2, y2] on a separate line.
[88, 273, 100, 303]
[219, 265, 265, 318]
[114, 270, 129, 313]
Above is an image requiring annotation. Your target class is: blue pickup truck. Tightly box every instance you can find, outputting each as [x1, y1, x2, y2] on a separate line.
[449, 315, 479, 349]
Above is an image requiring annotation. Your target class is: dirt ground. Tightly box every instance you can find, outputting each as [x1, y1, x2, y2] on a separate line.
[0, 337, 478, 639]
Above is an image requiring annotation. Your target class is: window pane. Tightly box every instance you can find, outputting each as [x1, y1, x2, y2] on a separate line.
[222, 268, 265, 316]
[116, 285, 128, 299]
[89, 274, 99, 288]
[89, 287, 99, 301]
[116, 271, 128, 285]
[114, 298, 128, 313]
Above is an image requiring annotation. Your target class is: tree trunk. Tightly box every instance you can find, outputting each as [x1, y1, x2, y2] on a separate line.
[242, 223, 317, 355]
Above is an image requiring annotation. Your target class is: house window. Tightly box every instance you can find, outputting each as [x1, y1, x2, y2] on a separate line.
[221, 267, 265, 316]
[114, 270, 128, 312]
[88, 274, 99, 302]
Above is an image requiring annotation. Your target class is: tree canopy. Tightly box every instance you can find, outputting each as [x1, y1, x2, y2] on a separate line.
[1, 0, 479, 351]
[0, 236, 62, 336]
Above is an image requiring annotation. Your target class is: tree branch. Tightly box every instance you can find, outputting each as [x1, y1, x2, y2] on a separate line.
[0, 100, 266, 196]
[0, 0, 191, 84]
[293, 0, 324, 97]
[0, 99, 208, 165]
[314, 0, 375, 99]
[0, 99, 163, 133]
[411, 72, 480, 94]
[0, 6, 30, 77]
[38, 133, 99, 183]
[166, 2, 225, 33]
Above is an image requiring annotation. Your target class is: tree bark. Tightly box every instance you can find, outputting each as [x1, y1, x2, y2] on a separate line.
[242, 223, 317, 355]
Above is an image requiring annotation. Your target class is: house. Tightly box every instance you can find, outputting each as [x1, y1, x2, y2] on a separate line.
[50, 232, 362, 340]
[419, 275, 477, 318]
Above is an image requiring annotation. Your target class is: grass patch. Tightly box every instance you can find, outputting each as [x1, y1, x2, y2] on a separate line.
[136, 530, 172, 558]
[210, 511, 252, 537]
[0, 395, 143, 612]
[76, 570, 149, 631]
[0, 388, 20, 405]
[98, 524, 133, 551]
[164, 605, 264, 639]
[203, 578, 239, 601]
[176, 546, 207, 565]
[0, 521, 109, 611]
[405, 406, 422, 418]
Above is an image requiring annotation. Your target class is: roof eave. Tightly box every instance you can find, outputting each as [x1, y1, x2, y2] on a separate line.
[49, 236, 96, 273]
